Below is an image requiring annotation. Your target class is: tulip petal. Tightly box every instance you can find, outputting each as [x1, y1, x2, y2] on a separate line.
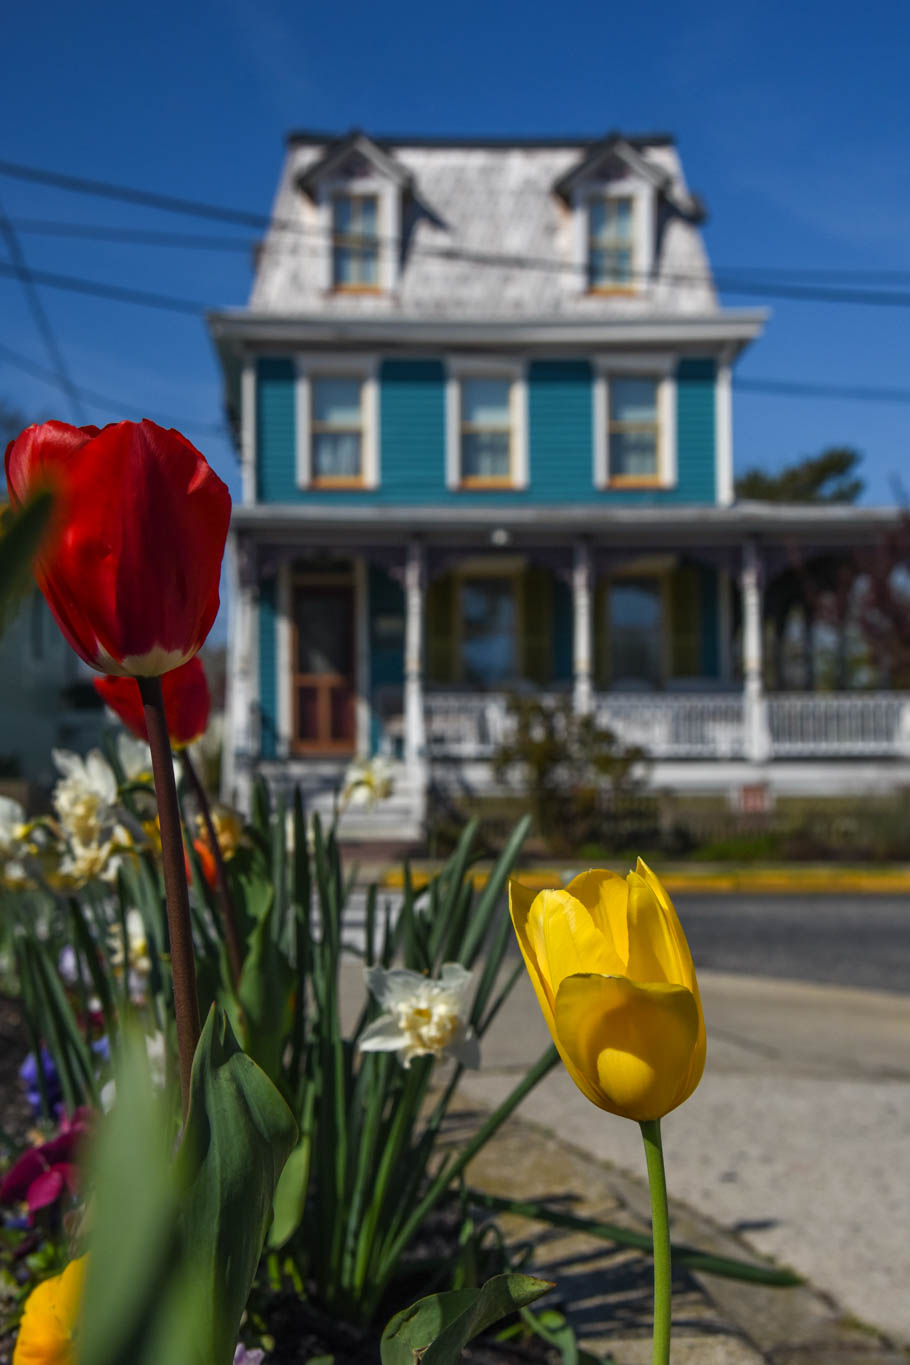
[554, 974, 702, 1121]
[634, 857, 698, 991]
[623, 871, 686, 986]
[564, 869, 631, 967]
[532, 890, 621, 991]
[509, 878, 561, 1039]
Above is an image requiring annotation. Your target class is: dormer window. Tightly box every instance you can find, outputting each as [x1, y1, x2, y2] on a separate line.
[332, 194, 380, 289]
[589, 196, 635, 290]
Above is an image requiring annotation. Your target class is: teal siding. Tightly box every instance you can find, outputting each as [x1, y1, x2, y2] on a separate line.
[258, 578, 277, 758]
[252, 353, 717, 506]
[552, 573, 574, 682]
[256, 358, 296, 502]
[675, 358, 716, 504]
[368, 565, 405, 753]
[699, 564, 720, 678]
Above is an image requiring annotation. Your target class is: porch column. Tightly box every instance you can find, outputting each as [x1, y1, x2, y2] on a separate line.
[223, 534, 257, 813]
[572, 543, 593, 715]
[404, 539, 427, 773]
[741, 539, 771, 763]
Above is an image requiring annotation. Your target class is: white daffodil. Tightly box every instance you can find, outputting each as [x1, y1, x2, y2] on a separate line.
[116, 733, 152, 782]
[340, 756, 395, 811]
[52, 748, 118, 847]
[359, 963, 480, 1069]
[107, 908, 152, 988]
[0, 795, 26, 854]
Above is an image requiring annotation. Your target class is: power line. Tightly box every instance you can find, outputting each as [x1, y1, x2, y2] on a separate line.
[8, 217, 254, 252]
[0, 196, 87, 424]
[0, 259, 205, 314]
[4, 156, 910, 306]
[735, 377, 910, 405]
[0, 340, 227, 438]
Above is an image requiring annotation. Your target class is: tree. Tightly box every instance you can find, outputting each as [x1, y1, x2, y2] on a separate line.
[735, 446, 863, 503]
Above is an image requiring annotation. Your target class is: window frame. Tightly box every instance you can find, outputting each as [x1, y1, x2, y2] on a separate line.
[295, 355, 380, 491]
[571, 175, 655, 298]
[587, 193, 636, 292]
[593, 356, 676, 490]
[445, 358, 528, 491]
[330, 192, 381, 292]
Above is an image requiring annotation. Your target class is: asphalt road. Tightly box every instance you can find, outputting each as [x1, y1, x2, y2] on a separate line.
[672, 892, 910, 995]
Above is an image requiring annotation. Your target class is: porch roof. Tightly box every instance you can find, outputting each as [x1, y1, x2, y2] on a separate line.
[231, 499, 900, 552]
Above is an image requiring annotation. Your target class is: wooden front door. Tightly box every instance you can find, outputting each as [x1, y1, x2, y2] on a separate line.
[292, 580, 356, 754]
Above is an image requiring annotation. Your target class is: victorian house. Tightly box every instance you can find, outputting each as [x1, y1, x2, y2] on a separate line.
[209, 129, 904, 835]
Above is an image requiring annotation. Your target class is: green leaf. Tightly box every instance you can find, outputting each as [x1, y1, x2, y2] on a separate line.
[176, 1007, 298, 1365]
[78, 1027, 198, 1365]
[237, 897, 296, 1081]
[0, 490, 55, 634]
[267, 1131, 313, 1249]
[380, 1273, 552, 1365]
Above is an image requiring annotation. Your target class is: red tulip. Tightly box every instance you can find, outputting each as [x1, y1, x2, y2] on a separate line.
[4, 420, 231, 676]
[94, 656, 211, 749]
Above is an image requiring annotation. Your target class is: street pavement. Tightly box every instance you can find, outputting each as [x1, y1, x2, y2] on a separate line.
[339, 888, 910, 1355]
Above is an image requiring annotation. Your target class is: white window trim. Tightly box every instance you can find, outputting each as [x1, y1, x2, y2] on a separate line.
[572, 174, 655, 294]
[240, 351, 256, 505]
[593, 355, 676, 489]
[445, 357, 528, 491]
[316, 175, 400, 293]
[295, 354, 380, 490]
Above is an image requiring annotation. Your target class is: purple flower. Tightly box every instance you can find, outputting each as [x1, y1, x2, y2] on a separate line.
[19, 1048, 62, 1117]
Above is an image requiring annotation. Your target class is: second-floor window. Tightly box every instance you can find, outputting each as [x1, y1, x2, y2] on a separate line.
[460, 377, 513, 484]
[311, 376, 364, 483]
[332, 194, 379, 289]
[589, 195, 635, 290]
[608, 376, 660, 481]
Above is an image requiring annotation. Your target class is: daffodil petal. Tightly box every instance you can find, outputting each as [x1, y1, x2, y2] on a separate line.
[563, 868, 630, 967]
[554, 974, 701, 1121]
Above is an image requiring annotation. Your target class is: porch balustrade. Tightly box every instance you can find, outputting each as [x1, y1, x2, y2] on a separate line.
[422, 690, 910, 761]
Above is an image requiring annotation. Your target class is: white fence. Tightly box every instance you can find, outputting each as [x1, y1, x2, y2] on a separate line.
[423, 690, 910, 761]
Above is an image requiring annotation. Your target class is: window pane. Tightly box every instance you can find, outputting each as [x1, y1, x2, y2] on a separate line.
[462, 378, 510, 427]
[461, 578, 516, 686]
[313, 377, 362, 425]
[611, 378, 657, 423]
[333, 197, 351, 233]
[608, 581, 661, 686]
[313, 431, 362, 479]
[461, 431, 510, 479]
[295, 592, 353, 675]
[610, 430, 657, 478]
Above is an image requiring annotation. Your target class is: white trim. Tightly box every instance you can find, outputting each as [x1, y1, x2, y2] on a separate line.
[276, 560, 292, 758]
[295, 353, 380, 490]
[241, 354, 257, 505]
[715, 347, 734, 506]
[445, 356, 528, 491]
[593, 356, 676, 489]
[354, 555, 371, 757]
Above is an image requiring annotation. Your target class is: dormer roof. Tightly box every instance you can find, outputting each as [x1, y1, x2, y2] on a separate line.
[296, 129, 413, 198]
[552, 134, 705, 221]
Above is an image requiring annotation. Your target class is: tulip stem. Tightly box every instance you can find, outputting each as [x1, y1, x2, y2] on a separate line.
[180, 748, 244, 989]
[640, 1118, 672, 1365]
[138, 675, 200, 1116]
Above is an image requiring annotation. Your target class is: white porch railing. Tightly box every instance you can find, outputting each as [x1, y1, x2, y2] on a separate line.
[423, 690, 910, 761]
[767, 693, 910, 757]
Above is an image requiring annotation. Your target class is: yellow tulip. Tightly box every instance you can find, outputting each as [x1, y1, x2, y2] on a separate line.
[13, 1256, 86, 1365]
[509, 859, 706, 1122]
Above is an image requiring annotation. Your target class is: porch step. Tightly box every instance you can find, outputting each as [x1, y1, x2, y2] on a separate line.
[255, 759, 425, 842]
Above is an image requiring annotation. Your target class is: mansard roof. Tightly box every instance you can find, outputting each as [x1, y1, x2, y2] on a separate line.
[551, 134, 705, 221]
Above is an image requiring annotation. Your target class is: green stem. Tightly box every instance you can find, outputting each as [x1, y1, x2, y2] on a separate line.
[138, 674, 200, 1116]
[640, 1118, 671, 1365]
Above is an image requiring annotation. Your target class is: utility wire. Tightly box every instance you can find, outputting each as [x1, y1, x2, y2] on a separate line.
[0, 196, 87, 423]
[0, 340, 227, 438]
[0, 259, 205, 314]
[3, 156, 910, 305]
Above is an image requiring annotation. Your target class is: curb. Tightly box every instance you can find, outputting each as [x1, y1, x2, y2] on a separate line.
[459, 1102, 909, 1364]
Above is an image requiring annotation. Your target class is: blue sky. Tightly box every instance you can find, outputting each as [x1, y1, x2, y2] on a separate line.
[2, 0, 908, 537]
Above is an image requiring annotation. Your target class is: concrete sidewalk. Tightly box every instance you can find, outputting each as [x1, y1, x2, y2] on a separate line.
[340, 959, 910, 1361]
[458, 969, 910, 1362]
